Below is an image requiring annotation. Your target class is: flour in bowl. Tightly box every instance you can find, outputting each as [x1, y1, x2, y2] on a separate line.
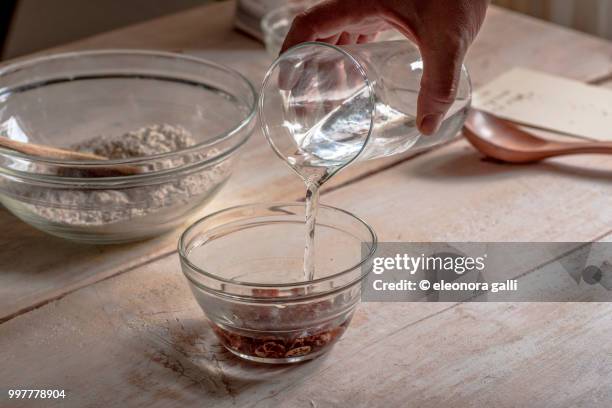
[19, 124, 232, 227]
[73, 124, 196, 159]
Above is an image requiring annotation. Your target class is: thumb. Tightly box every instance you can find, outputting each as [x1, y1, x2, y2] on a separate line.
[417, 44, 466, 135]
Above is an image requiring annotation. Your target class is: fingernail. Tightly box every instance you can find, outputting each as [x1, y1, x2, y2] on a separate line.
[419, 113, 443, 135]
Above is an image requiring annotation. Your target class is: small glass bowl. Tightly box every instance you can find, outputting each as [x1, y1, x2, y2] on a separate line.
[0, 50, 257, 244]
[179, 203, 377, 364]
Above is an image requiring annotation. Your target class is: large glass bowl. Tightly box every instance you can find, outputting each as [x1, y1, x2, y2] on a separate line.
[179, 203, 377, 364]
[0, 50, 257, 244]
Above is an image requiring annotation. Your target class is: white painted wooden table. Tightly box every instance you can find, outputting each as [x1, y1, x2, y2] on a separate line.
[1, 2, 611, 407]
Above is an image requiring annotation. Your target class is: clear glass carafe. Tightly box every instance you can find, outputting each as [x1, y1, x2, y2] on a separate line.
[259, 40, 471, 175]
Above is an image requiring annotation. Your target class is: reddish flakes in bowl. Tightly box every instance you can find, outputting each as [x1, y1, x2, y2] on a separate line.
[211, 317, 350, 361]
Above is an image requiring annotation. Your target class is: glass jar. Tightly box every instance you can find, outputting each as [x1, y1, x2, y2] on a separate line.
[259, 40, 471, 175]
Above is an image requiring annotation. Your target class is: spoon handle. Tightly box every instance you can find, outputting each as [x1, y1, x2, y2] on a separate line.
[0, 137, 108, 161]
[546, 141, 612, 155]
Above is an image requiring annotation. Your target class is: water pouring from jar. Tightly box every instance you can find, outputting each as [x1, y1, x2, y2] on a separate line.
[259, 0, 487, 281]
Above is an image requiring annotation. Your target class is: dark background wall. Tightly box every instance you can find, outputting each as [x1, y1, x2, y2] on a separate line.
[1, 0, 212, 60]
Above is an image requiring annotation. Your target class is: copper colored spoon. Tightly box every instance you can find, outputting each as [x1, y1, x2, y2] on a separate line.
[463, 109, 612, 163]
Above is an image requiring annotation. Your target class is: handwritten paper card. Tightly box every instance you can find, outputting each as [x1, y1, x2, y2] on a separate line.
[472, 67, 612, 141]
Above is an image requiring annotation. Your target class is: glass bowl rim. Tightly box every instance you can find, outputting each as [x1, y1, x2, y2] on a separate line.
[0, 49, 257, 169]
[178, 201, 378, 290]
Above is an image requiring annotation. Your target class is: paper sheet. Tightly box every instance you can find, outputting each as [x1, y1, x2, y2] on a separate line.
[472, 67, 612, 141]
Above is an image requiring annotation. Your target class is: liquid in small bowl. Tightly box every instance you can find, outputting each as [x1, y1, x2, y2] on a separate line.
[179, 203, 376, 364]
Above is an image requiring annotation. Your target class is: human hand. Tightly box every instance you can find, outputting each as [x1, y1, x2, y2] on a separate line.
[281, 0, 489, 135]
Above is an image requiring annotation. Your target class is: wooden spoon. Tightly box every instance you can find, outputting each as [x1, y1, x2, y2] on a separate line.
[463, 109, 612, 163]
[0, 137, 141, 176]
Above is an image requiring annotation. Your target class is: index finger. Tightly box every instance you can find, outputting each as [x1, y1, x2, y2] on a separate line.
[280, 0, 374, 53]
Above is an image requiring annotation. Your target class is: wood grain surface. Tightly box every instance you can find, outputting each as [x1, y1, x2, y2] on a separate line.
[2, 2, 612, 324]
[1, 1, 611, 407]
